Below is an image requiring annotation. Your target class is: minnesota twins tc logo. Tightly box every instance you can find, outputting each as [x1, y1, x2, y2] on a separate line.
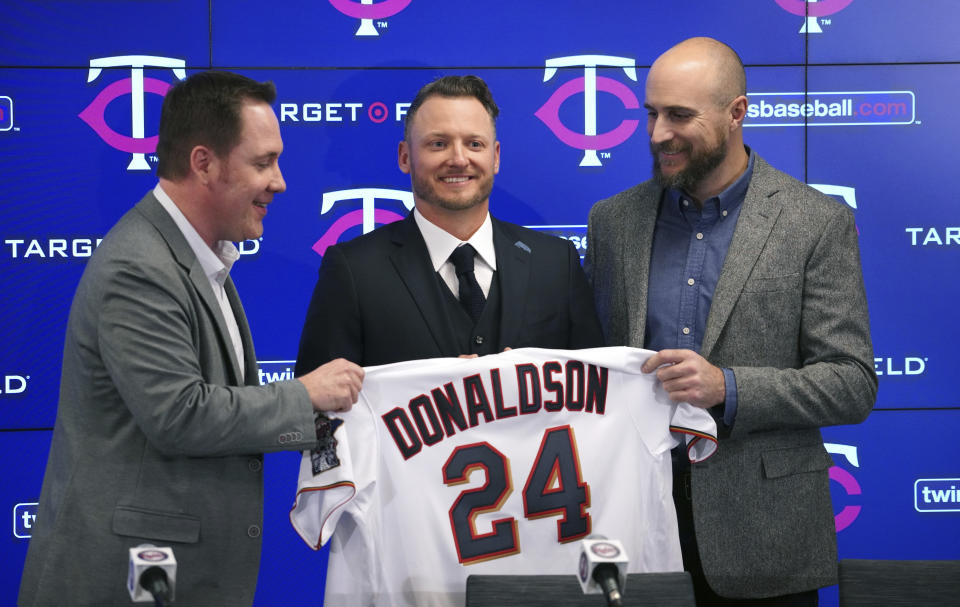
[79, 55, 186, 171]
[536, 55, 640, 168]
[825, 442, 862, 531]
[328, 0, 412, 37]
[312, 188, 414, 256]
[775, 0, 854, 33]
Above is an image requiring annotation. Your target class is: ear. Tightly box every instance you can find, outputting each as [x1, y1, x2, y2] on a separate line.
[493, 140, 500, 175]
[398, 140, 411, 175]
[729, 95, 748, 129]
[189, 145, 218, 186]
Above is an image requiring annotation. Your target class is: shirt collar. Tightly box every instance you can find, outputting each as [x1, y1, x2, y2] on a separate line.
[414, 208, 497, 272]
[667, 146, 755, 217]
[153, 183, 240, 285]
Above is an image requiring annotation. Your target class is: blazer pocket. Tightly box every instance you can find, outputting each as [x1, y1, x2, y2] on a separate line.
[112, 505, 201, 544]
[742, 272, 801, 293]
[761, 444, 834, 479]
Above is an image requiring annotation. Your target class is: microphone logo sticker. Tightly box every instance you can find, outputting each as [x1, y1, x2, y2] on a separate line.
[79, 55, 186, 171]
[137, 549, 171, 562]
[328, 0, 412, 37]
[578, 552, 589, 582]
[590, 541, 621, 559]
[312, 188, 414, 256]
[775, 0, 855, 34]
[536, 55, 640, 168]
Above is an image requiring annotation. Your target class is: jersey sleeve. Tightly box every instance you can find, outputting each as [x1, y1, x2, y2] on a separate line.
[669, 402, 718, 463]
[289, 397, 377, 549]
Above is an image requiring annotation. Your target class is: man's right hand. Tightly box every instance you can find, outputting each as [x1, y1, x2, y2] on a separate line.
[297, 358, 364, 413]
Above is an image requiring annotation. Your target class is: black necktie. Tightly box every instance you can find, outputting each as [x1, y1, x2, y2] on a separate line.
[449, 244, 486, 323]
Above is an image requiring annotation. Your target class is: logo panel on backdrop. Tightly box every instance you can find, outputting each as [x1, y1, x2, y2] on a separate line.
[329, 0, 412, 37]
[79, 56, 186, 171]
[313, 188, 414, 257]
[775, 0, 855, 34]
[536, 55, 640, 168]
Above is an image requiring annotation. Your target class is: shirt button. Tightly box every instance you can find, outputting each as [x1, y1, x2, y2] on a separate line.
[696, 232, 704, 240]
[248, 459, 262, 472]
[722, 210, 728, 217]
[474, 335, 484, 345]
[247, 525, 261, 538]
[682, 199, 690, 207]
[687, 278, 695, 286]
[682, 327, 691, 335]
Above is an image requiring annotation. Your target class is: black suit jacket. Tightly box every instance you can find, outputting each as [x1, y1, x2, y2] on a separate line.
[295, 213, 603, 373]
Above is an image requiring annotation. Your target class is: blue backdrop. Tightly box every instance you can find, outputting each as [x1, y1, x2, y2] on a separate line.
[2, 1, 958, 604]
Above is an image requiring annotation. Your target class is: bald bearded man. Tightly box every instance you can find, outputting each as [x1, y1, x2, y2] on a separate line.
[585, 37, 876, 606]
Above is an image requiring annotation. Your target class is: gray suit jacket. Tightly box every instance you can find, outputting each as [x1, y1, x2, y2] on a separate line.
[19, 192, 316, 607]
[586, 156, 877, 598]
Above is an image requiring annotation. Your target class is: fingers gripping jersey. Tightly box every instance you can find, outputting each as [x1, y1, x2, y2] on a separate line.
[290, 347, 717, 607]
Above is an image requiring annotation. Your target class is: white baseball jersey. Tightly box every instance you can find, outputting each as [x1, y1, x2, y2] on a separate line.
[290, 346, 717, 607]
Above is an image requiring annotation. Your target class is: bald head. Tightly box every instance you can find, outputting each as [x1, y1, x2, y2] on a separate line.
[644, 37, 750, 203]
[651, 37, 746, 108]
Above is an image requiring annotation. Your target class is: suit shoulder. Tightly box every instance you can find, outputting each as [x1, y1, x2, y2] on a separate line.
[754, 157, 853, 220]
[496, 221, 566, 245]
[590, 180, 658, 222]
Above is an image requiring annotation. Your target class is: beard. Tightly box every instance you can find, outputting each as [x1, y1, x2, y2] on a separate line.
[651, 132, 727, 193]
[409, 168, 493, 212]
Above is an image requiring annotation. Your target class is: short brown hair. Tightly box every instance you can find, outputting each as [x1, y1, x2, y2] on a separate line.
[156, 71, 276, 180]
[403, 75, 499, 141]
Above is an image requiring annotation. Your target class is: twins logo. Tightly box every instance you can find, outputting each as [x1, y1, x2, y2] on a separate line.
[825, 442, 862, 532]
[536, 55, 640, 168]
[329, 0, 411, 37]
[775, 0, 854, 34]
[79, 55, 186, 171]
[312, 188, 414, 256]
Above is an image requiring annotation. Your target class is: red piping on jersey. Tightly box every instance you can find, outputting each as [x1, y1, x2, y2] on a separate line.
[290, 481, 357, 550]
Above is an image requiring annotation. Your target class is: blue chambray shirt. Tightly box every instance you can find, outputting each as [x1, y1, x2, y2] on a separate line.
[644, 148, 755, 426]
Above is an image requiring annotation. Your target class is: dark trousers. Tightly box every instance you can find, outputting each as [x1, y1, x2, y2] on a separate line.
[673, 465, 819, 607]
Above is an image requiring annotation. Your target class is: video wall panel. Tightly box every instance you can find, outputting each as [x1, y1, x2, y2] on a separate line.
[210, 0, 807, 68]
[2, 2, 957, 605]
[805, 63, 957, 410]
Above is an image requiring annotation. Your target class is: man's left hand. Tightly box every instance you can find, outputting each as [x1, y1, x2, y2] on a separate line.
[641, 349, 725, 409]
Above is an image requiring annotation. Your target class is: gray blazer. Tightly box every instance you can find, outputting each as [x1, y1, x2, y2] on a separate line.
[19, 192, 317, 607]
[586, 155, 877, 598]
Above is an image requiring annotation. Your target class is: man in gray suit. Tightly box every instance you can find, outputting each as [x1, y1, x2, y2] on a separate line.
[586, 38, 877, 605]
[19, 71, 364, 607]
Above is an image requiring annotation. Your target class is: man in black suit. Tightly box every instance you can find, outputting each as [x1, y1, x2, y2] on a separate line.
[295, 75, 602, 372]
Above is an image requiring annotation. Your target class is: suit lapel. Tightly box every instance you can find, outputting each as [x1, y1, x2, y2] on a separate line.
[388, 214, 460, 356]
[492, 218, 531, 348]
[224, 277, 257, 386]
[701, 157, 783, 358]
[137, 193, 245, 385]
[624, 182, 661, 347]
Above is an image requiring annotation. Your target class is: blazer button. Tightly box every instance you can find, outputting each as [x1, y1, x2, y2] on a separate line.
[247, 525, 261, 538]
[474, 335, 484, 345]
[248, 459, 262, 472]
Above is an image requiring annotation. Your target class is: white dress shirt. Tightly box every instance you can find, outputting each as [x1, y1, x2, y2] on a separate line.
[413, 208, 497, 298]
[153, 184, 245, 381]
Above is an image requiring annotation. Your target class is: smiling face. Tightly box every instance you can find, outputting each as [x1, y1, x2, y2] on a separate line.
[645, 65, 731, 196]
[207, 100, 286, 243]
[643, 38, 749, 202]
[398, 95, 500, 222]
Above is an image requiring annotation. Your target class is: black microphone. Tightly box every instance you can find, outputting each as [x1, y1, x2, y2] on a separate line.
[127, 545, 177, 605]
[577, 535, 629, 607]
